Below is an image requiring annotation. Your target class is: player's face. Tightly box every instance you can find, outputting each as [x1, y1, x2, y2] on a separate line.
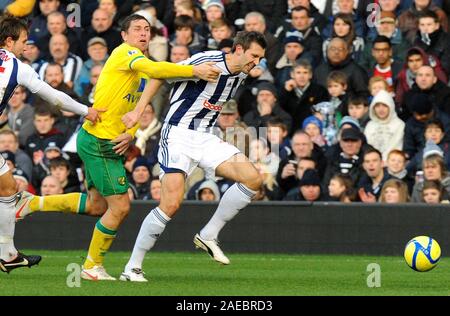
[10, 30, 28, 57]
[239, 43, 265, 74]
[122, 19, 151, 52]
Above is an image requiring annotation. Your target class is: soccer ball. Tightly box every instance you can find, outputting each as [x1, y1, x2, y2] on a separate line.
[404, 236, 441, 272]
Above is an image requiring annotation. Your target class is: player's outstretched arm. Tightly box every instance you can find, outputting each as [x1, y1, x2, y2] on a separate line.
[121, 79, 164, 129]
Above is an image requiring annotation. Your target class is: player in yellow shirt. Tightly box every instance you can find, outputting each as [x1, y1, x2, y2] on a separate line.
[16, 14, 220, 280]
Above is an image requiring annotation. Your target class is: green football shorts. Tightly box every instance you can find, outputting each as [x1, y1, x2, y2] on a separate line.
[77, 128, 129, 196]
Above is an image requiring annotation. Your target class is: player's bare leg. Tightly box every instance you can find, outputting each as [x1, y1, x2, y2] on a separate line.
[80, 191, 130, 281]
[121, 172, 185, 282]
[0, 160, 41, 273]
[195, 153, 262, 264]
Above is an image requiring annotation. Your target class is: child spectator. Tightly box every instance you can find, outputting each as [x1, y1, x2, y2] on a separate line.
[368, 76, 390, 100]
[327, 173, 355, 202]
[302, 115, 327, 148]
[422, 179, 449, 204]
[325, 71, 347, 122]
[364, 90, 405, 161]
[379, 178, 410, 203]
[347, 95, 370, 131]
[407, 119, 450, 173]
[207, 19, 233, 50]
[267, 118, 292, 160]
[49, 157, 81, 194]
[170, 15, 206, 55]
[386, 149, 415, 193]
[249, 138, 281, 178]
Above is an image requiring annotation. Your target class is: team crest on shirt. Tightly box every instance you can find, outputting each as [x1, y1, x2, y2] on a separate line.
[117, 176, 126, 186]
[128, 50, 138, 56]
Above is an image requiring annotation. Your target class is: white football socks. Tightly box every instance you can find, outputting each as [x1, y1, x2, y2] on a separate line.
[0, 194, 18, 262]
[125, 207, 171, 271]
[200, 183, 256, 241]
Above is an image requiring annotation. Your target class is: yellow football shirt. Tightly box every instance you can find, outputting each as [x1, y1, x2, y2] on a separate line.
[83, 43, 194, 140]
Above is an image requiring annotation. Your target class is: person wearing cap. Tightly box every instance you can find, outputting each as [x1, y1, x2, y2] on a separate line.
[323, 126, 365, 187]
[403, 91, 450, 160]
[74, 37, 109, 97]
[217, 99, 250, 157]
[275, 31, 315, 88]
[0, 150, 16, 171]
[243, 81, 293, 132]
[398, 0, 448, 45]
[360, 11, 410, 73]
[283, 168, 325, 201]
[22, 37, 45, 71]
[411, 140, 450, 202]
[131, 157, 152, 200]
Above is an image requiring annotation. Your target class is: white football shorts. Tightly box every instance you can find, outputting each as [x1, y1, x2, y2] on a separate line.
[0, 153, 10, 176]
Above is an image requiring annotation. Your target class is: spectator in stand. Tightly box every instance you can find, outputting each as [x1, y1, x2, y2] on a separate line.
[6, 85, 35, 148]
[281, 0, 327, 32]
[314, 37, 369, 98]
[327, 172, 356, 202]
[347, 95, 369, 131]
[422, 179, 448, 203]
[413, 10, 450, 75]
[0, 130, 33, 181]
[49, 156, 80, 193]
[275, 6, 323, 66]
[364, 90, 405, 162]
[408, 119, 450, 173]
[322, 0, 365, 39]
[275, 32, 315, 89]
[40, 174, 64, 196]
[240, 0, 288, 33]
[38, 34, 83, 89]
[379, 178, 410, 203]
[248, 138, 280, 178]
[196, 0, 226, 40]
[130, 157, 152, 200]
[411, 142, 450, 201]
[30, 0, 62, 41]
[12, 168, 34, 194]
[360, 11, 410, 73]
[403, 66, 450, 119]
[243, 82, 293, 132]
[266, 118, 292, 161]
[302, 115, 327, 148]
[37, 11, 82, 60]
[22, 37, 45, 71]
[170, 15, 206, 55]
[195, 179, 221, 201]
[395, 48, 448, 118]
[283, 168, 325, 201]
[206, 19, 234, 51]
[367, 36, 403, 93]
[322, 13, 365, 62]
[244, 11, 281, 75]
[277, 130, 326, 195]
[80, 64, 103, 107]
[143, 178, 162, 202]
[323, 127, 365, 187]
[358, 147, 393, 203]
[133, 104, 161, 168]
[398, 0, 448, 44]
[81, 8, 122, 58]
[279, 61, 329, 135]
[74, 37, 109, 98]
[386, 149, 415, 194]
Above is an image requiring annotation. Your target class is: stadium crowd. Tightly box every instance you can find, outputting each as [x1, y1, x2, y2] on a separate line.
[1, 0, 450, 204]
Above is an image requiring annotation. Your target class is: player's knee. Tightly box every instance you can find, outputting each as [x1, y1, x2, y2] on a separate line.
[85, 196, 108, 216]
[161, 200, 181, 216]
[242, 171, 263, 192]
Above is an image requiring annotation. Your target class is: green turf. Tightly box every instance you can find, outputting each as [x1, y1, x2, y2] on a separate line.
[0, 251, 448, 296]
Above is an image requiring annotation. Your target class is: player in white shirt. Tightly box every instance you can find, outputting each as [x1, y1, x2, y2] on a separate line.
[0, 16, 100, 274]
[119, 31, 267, 282]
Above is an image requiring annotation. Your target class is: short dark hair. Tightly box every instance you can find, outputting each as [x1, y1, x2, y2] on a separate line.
[348, 95, 369, 107]
[363, 146, 382, 160]
[120, 14, 150, 32]
[267, 117, 288, 132]
[0, 16, 28, 47]
[425, 118, 445, 133]
[35, 107, 54, 118]
[291, 6, 310, 18]
[44, 62, 64, 76]
[49, 157, 70, 170]
[373, 35, 392, 48]
[174, 15, 195, 31]
[231, 31, 267, 53]
[293, 59, 313, 73]
[418, 9, 439, 23]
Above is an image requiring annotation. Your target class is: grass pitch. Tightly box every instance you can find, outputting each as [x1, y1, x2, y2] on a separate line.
[0, 251, 448, 296]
